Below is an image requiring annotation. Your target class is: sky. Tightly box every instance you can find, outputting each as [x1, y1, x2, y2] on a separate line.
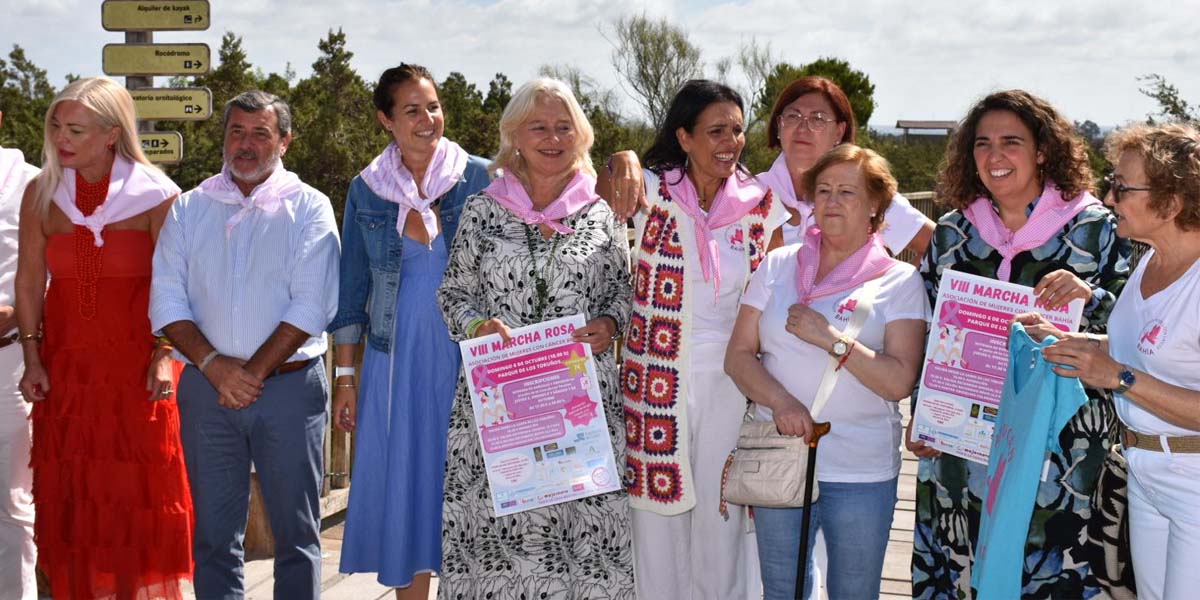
[4, 0, 1200, 129]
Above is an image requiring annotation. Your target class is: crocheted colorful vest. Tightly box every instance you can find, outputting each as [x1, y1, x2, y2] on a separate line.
[622, 174, 774, 515]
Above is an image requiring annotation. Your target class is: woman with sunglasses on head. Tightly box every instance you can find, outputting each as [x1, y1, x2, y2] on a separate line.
[908, 90, 1132, 599]
[1020, 123, 1200, 600]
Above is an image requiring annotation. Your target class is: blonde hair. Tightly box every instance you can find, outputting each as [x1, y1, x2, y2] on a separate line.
[490, 77, 595, 181]
[802, 144, 897, 231]
[34, 77, 152, 215]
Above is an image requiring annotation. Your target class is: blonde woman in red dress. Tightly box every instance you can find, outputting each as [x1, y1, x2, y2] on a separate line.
[14, 76, 193, 599]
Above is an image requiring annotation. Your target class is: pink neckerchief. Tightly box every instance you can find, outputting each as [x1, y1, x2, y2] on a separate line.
[756, 153, 801, 210]
[961, 181, 1102, 281]
[483, 169, 598, 234]
[51, 155, 180, 247]
[795, 225, 900, 304]
[198, 159, 303, 239]
[662, 167, 766, 298]
[360, 138, 468, 245]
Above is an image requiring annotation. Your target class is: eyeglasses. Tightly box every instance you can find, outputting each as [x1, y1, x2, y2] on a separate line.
[1103, 173, 1152, 203]
[778, 111, 838, 132]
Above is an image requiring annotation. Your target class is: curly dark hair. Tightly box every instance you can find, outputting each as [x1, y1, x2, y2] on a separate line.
[937, 89, 1094, 210]
[1106, 123, 1200, 232]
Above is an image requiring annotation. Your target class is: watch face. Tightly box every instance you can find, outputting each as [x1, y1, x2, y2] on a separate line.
[832, 340, 849, 356]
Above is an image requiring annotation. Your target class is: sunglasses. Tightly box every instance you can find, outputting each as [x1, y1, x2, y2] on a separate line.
[1103, 173, 1152, 203]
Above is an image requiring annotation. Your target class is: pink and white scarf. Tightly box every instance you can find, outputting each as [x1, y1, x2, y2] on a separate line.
[198, 159, 303, 238]
[756, 153, 801, 210]
[795, 225, 900, 304]
[360, 138, 468, 244]
[962, 181, 1102, 281]
[52, 155, 180, 247]
[663, 167, 766, 297]
[484, 169, 598, 234]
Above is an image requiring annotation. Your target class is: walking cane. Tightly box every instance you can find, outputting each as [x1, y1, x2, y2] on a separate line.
[795, 421, 832, 600]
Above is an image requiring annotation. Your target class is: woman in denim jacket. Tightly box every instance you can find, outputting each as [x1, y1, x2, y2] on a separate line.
[327, 63, 490, 600]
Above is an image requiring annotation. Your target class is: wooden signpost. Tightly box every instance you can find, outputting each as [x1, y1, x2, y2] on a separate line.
[100, 0, 211, 164]
[130, 87, 212, 120]
[102, 43, 210, 76]
[101, 0, 210, 31]
[138, 131, 183, 164]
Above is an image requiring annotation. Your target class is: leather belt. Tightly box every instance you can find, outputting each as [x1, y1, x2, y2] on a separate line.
[268, 358, 315, 379]
[0, 332, 18, 349]
[1124, 430, 1200, 454]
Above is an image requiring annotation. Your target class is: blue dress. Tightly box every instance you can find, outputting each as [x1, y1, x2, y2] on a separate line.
[340, 235, 461, 587]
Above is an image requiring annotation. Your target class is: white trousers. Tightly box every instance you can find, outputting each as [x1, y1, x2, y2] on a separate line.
[1126, 445, 1200, 600]
[632, 343, 760, 600]
[0, 345, 34, 600]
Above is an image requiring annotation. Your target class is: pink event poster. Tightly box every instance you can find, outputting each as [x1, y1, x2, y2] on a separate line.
[459, 314, 620, 517]
[911, 270, 1082, 464]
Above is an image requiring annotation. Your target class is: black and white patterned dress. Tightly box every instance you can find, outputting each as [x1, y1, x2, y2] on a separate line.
[436, 193, 635, 600]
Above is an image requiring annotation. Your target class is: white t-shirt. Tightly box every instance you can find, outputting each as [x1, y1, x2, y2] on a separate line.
[636, 170, 788, 345]
[1109, 248, 1200, 437]
[781, 192, 928, 254]
[740, 244, 930, 482]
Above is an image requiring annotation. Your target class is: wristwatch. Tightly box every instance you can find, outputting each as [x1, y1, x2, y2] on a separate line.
[829, 336, 852, 358]
[1113, 366, 1137, 395]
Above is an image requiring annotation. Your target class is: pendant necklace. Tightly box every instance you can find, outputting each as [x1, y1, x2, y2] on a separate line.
[524, 225, 562, 322]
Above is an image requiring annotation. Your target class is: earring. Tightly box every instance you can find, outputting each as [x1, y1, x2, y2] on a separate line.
[106, 142, 115, 151]
[385, 125, 392, 132]
[684, 155, 690, 172]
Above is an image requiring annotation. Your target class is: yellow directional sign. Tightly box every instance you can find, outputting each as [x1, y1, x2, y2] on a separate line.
[103, 43, 210, 76]
[131, 88, 212, 121]
[102, 1, 211, 31]
[140, 132, 183, 164]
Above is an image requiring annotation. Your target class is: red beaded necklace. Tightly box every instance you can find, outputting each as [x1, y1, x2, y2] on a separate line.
[73, 171, 109, 320]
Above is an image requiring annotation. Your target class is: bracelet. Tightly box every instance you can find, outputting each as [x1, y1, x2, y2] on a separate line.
[466, 317, 488, 338]
[155, 335, 173, 348]
[197, 350, 219, 372]
[18, 332, 42, 343]
[334, 366, 356, 379]
[335, 383, 357, 389]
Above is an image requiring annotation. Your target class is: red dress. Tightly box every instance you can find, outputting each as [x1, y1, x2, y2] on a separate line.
[31, 172, 193, 599]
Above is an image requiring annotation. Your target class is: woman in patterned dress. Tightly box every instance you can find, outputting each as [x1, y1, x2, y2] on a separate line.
[435, 77, 634, 600]
[909, 89, 1132, 598]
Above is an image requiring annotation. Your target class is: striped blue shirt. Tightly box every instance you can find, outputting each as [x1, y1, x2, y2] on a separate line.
[150, 178, 340, 362]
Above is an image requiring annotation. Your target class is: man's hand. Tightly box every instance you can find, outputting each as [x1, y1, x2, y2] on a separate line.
[202, 355, 263, 409]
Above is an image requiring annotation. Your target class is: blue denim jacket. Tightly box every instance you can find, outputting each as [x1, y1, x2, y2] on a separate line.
[328, 155, 490, 351]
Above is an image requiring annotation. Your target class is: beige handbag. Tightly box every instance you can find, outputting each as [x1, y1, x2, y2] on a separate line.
[720, 277, 880, 514]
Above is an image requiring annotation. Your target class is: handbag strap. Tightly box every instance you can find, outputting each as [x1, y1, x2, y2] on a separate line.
[809, 274, 883, 419]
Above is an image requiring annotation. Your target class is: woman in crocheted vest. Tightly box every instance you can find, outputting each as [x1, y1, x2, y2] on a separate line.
[621, 79, 787, 600]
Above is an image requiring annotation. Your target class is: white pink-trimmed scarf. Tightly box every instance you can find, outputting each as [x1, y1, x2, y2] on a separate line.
[961, 181, 1102, 281]
[662, 167, 767, 297]
[795, 225, 900, 304]
[483, 169, 598, 234]
[756, 153, 801, 210]
[51, 155, 180, 247]
[360, 138, 468, 244]
[198, 159, 303, 239]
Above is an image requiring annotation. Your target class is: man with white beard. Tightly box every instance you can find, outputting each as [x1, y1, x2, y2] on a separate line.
[150, 90, 339, 600]
[0, 109, 40, 600]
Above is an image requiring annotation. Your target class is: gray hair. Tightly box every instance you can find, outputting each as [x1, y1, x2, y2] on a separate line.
[223, 90, 292, 137]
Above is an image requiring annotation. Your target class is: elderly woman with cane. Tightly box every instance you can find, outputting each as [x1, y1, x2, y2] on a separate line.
[726, 144, 929, 599]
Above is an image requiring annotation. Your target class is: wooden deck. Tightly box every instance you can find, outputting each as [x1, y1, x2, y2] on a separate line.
[182, 403, 920, 600]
